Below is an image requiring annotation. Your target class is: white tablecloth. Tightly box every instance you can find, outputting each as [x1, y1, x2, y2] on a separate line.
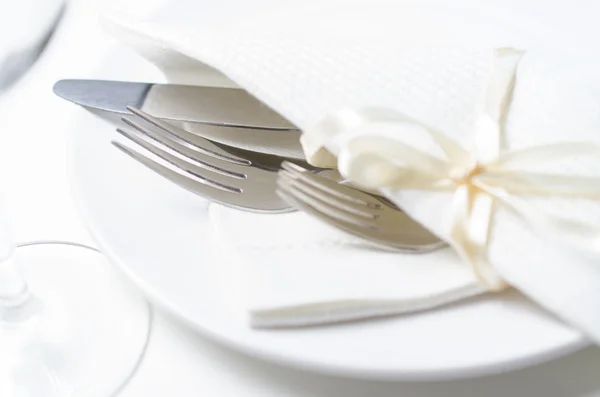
[1, 0, 599, 396]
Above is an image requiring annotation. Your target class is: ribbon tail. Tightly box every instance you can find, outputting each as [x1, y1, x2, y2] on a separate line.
[491, 142, 600, 170]
[477, 172, 600, 199]
[449, 185, 507, 291]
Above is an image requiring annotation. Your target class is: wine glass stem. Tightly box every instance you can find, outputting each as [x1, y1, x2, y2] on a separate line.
[0, 250, 35, 323]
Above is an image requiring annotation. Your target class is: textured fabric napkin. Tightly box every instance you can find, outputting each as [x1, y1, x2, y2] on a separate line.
[103, 2, 600, 342]
[209, 205, 483, 328]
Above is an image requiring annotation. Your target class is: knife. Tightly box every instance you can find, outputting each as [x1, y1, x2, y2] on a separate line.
[53, 79, 305, 159]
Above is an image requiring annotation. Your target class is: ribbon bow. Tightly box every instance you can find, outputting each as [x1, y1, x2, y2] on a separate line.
[305, 49, 600, 290]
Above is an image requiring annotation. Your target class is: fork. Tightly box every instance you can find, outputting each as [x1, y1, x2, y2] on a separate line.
[113, 106, 330, 213]
[277, 162, 446, 252]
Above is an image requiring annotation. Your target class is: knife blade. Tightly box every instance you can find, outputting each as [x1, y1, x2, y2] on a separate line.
[53, 79, 306, 159]
[53, 79, 297, 129]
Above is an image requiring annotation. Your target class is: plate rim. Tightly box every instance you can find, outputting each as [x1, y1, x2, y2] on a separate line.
[65, 109, 589, 382]
[64, 23, 592, 376]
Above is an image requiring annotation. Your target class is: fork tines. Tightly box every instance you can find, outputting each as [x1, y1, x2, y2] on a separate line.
[277, 162, 381, 229]
[276, 161, 445, 252]
[114, 107, 245, 193]
[112, 106, 293, 212]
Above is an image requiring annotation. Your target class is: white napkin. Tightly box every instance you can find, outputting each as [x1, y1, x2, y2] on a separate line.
[209, 205, 484, 328]
[103, 2, 600, 341]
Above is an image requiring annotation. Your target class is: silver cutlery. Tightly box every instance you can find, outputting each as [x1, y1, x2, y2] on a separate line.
[113, 106, 320, 213]
[114, 108, 445, 251]
[53, 79, 304, 159]
[277, 162, 445, 252]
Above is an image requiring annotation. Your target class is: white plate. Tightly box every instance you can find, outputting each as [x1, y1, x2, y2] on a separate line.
[65, 45, 590, 381]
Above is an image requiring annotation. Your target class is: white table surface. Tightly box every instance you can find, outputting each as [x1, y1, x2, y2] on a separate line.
[1, 0, 599, 396]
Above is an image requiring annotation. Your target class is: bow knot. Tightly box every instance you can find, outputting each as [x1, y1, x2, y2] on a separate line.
[449, 163, 483, 185]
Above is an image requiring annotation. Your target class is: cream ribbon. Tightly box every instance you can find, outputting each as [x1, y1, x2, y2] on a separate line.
[304, 49, 600, 291]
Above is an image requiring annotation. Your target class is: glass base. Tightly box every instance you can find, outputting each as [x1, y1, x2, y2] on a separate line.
[0, 242, 151, 397]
